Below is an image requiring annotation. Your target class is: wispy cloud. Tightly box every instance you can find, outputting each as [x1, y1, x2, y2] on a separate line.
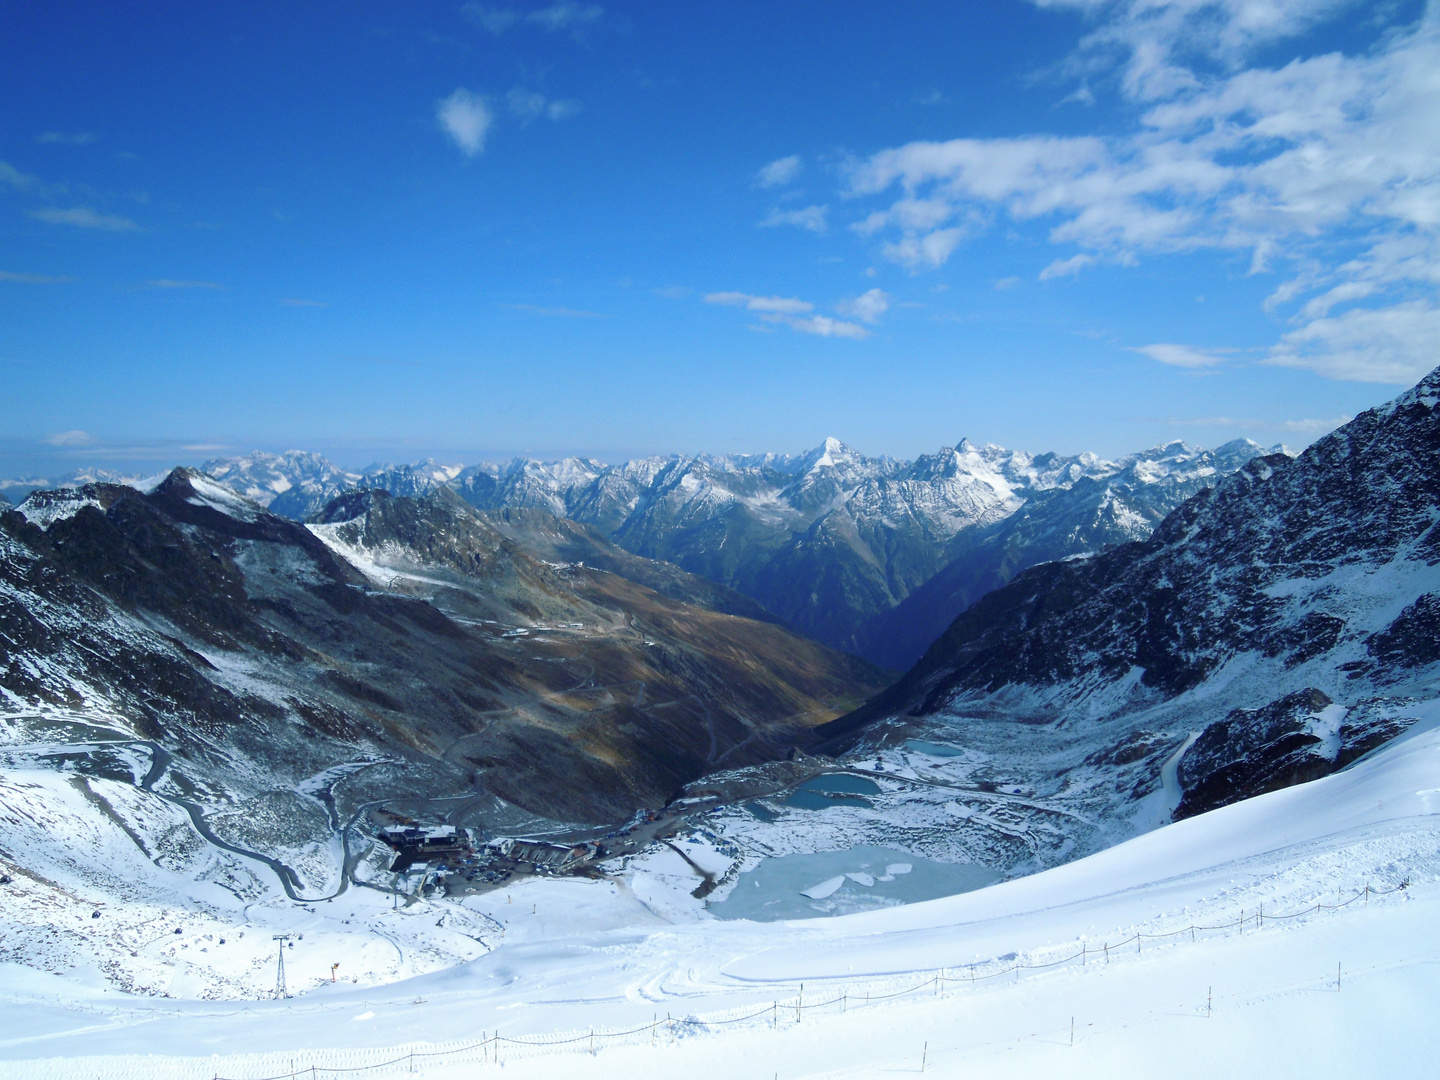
[1265, 299, 1440, 384]
[754, 155, 802, 188]
[0, 161, 41, 191]
[760, 204, 828, 233]
[706, 292, 813, 315]
[30, 206, 140, 231]
[0, 270, 76, 284]
[1276, 416, 1352, 434]
[705, 291, 869, 338]
[462, 2, 602, 37]
[37, 131, 97, 145]
[528, 1, 603, 34]
[653, 285, 691, 299]
[436, 88, 494, 157]
[882, 227, 968, 271]
[1163, 415, 1351, 436]
[836, 288, 891, 324]
[44, 430, 95, 447]
[1133, 343, 1230, 369]
[146, 279, 223, 290]
[461, 4, 520, 33]
[780, 315, 871, 338]
[506, 88, 582, 124]
[1039, 253, 1095, 280]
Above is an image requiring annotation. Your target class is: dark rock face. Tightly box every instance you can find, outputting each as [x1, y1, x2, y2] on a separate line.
[1174, 689, 1422, 818]
[824, 367, 1440, 820]
[3, 470, 887, 825]
[1367, 593, 1440, 669]
[1335, 697, 1423, 767]
[1174, 690, 1337, 819]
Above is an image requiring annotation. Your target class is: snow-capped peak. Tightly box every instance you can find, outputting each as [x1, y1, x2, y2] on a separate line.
[802, 436, 861, 472]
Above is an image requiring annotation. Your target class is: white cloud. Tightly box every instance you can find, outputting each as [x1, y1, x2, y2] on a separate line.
[1298, 281, 1379, 320]
[882, 227, 969, 270]
[755, 155, 803, 188]
[705, 291, 869, 338]
[437, 89, 494, 157]
[1266, 299, 1440, 383]
[852, 197, 956, 236]
[44, 430, 94, 447]
[760, 205, 828, 233]
[781, 315, 870, 338]
[1133, 343, 1230, 368]
[994, 276, 1022, 289]
[838, 3, 1440, 382]
[836, 288, 891, 323]
[1035, 0, 1363, 103]
[30, 206, 139, 231]
[705, 292, 813, 315]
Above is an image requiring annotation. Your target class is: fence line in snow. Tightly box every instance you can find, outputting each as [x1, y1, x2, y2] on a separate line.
[19, 880, 1405, 1080]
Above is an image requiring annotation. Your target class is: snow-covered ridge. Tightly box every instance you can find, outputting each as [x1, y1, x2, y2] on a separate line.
[13, 489, 104, 530]
[180, 472, 263, 521]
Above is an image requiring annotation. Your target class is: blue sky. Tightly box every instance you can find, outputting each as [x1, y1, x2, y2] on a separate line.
[2, 0, 1437, 476]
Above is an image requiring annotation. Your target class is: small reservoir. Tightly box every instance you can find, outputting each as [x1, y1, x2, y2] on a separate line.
[782, 773, 882, 810]
[903, 739, 965, 758]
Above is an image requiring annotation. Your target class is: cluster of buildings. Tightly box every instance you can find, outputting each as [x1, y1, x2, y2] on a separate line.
[374, 821, 603, 896]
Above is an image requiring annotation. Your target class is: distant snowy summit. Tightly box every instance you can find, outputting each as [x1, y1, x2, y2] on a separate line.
[6, 435, 1285, 665]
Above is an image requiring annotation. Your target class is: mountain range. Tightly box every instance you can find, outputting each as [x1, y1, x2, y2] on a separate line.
[1, 435, 1286, 668]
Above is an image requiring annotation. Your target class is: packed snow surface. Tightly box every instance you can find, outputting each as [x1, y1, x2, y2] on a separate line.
[3, 716, 1437, 1077]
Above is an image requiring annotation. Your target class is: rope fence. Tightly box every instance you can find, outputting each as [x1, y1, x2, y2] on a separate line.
[67, 879, 1408, 1080]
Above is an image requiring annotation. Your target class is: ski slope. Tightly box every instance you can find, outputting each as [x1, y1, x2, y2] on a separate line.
[3, 720, 1438, 1078]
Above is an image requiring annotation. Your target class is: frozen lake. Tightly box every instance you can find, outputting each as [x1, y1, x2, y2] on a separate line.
[708, 844, 1000, 921]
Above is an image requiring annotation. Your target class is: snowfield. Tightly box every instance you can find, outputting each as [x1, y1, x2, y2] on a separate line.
[2, 716, 1437, 1078]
